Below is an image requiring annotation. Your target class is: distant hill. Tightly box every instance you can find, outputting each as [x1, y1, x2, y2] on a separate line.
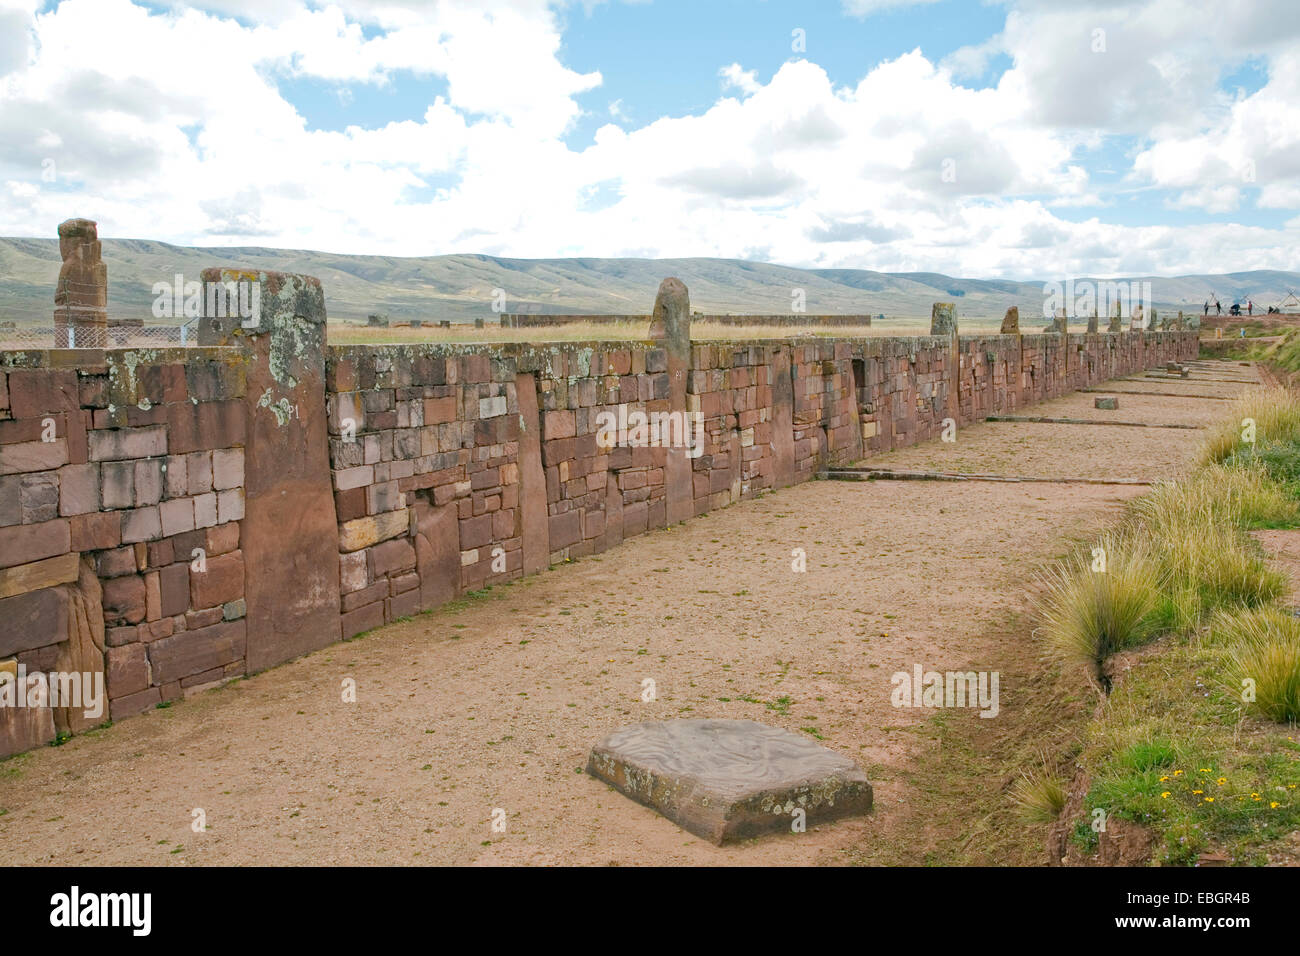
[2, 236, 1296, 325]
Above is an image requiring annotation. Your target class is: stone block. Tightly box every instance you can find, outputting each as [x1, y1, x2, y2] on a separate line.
[586, 719, 873, 845]
[121, 506, 162, 544]
[0, 518, 70, 569]
[0, 439, 68, 475]
[106, 643, 150, 698]
[102, 574, 147, 626]
[190, 550, 244, 609]
[1094, 397, 1118, 410]
[0, 553, 80, 600]
[216, 488, 244, 524]
[19, 472, 59, 523]
[212, 447, 244, 490]
[88, 425, 166, 461]
[338, 508, 409, 552]
[100, 459, 134, 509]
[58, 463, 98, 516]
[0, 586, 70, 657]
[147, 619, 246, 685]
[159, 497, 195, 537]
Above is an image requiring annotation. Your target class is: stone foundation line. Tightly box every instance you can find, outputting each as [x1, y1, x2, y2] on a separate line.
[821, 467, 1154, 485]
[983, 415, 1203, 430]
[1080, 388, 1235, 401]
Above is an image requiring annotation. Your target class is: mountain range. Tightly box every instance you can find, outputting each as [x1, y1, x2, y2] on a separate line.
[2, 236, 1297, 326]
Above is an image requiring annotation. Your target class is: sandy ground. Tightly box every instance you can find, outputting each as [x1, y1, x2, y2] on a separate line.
[0, 361, 1259, 866]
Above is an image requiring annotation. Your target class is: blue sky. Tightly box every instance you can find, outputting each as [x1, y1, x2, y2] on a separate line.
[1, 0, 1298, 278]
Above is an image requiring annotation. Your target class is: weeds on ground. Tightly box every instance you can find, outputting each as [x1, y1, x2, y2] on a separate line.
[1032, 392, 1300, 864]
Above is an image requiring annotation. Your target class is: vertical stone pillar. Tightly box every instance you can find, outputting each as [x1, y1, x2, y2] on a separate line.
[199, 269, 341, 671]
[931, 302, 960, 423]
[652, 278, 693, 525]
[930, 302, 957, 336]
[53, 218, 107, 348]
[1000, 306, 1020, 334]
[1108, 302, 1123, 333]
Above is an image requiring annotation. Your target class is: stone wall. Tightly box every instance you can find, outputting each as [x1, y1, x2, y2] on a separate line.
[0, 347, 249, 752]
[498, 313, 872, 329]
[322, 326, 1197, 640]
[0, 270, 1199, 756]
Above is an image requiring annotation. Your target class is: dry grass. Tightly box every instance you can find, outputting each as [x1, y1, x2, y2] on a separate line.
[1201, 386, 1300, 464]
[1033, 534, 1165, 670]
[1009, 760, 1069, 822]
[1214, 607, 1300, 723]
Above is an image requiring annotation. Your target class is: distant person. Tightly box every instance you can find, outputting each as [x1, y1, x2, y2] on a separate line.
[1248, 300, 1253, 316]
[1240, 327, 1246, 338]
[1203, 300, 1209, 316]
[1230, 303, 1241, 317]
[1215, 300, 1222, 315]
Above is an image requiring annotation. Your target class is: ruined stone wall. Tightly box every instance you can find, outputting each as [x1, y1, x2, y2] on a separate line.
[0, 306, 1198, 756]
[0, 348, 249, 747]
[321, 329, 1198, 642]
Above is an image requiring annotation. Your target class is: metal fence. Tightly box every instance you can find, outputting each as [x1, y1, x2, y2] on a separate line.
[0, 319, 202, 350]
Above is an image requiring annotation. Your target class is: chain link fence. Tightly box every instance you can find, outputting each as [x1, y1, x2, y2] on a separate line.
[0, 318, 202, 350]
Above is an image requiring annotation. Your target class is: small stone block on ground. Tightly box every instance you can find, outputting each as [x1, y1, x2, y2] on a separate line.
[586, 718, 873, 844]
[1094, 397, 1118, 410]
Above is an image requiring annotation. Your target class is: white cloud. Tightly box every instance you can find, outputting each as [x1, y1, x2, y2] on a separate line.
[718, 63, 760, 96]
[0, 0, 1296, 281]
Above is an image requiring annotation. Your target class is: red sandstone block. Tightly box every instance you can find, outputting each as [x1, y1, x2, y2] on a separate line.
[152, 562, 188, 620]
[148, 619, 246, 685]
[206, 522, 240, 556]
[110, 686, 162, 719]
[57, 463, 98, 516]
[369, 538, 416, 578]
[88, 425, 166, 462]
[0, 518, 69, 570]
[342, 580, 388, 613]
[197, 400, 245, 450]
[0, 438, 69, 476]
[460, 513, 493, 549]
[544, 410, 576, 439]
[105, 625, 138, 648]
[185, 451, 213, 494]
[71, 511, 120, 553]
[542, 438, 575, 466]
[341, 600, 385, 640]
[548, 510, 582, 550]
[212, 447, 244, 490]
[102, 574, 146, 625]
[193, 492, 217, 529]
[190, 549, 243, 609]
[492, 509, 515, 541]
[134, 459, 163, 506]
[181, 665, 227, 690]
[6, 369, 78, 419]
[121, 506, 162, 544]
[335, 486, 366, 522]
[386, 589, 421, 622]
[623, 499, 650, 534]
[106, 643, 150, 698]
[186, 606, 223, 629]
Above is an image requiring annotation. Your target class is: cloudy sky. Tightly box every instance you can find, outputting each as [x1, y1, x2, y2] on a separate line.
[1, 0, 1298, 278]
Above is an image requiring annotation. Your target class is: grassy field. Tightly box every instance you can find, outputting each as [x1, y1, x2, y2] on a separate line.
[321, 314, 1093, 346]
[1029, 386, 1300, 864]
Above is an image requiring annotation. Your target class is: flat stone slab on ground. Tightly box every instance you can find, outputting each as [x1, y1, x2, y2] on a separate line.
[586, 718, 873, 844]
[1094, 396, 1118, 410]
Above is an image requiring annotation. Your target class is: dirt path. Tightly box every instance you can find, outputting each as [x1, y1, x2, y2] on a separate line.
[0, 361, 1258, 866]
